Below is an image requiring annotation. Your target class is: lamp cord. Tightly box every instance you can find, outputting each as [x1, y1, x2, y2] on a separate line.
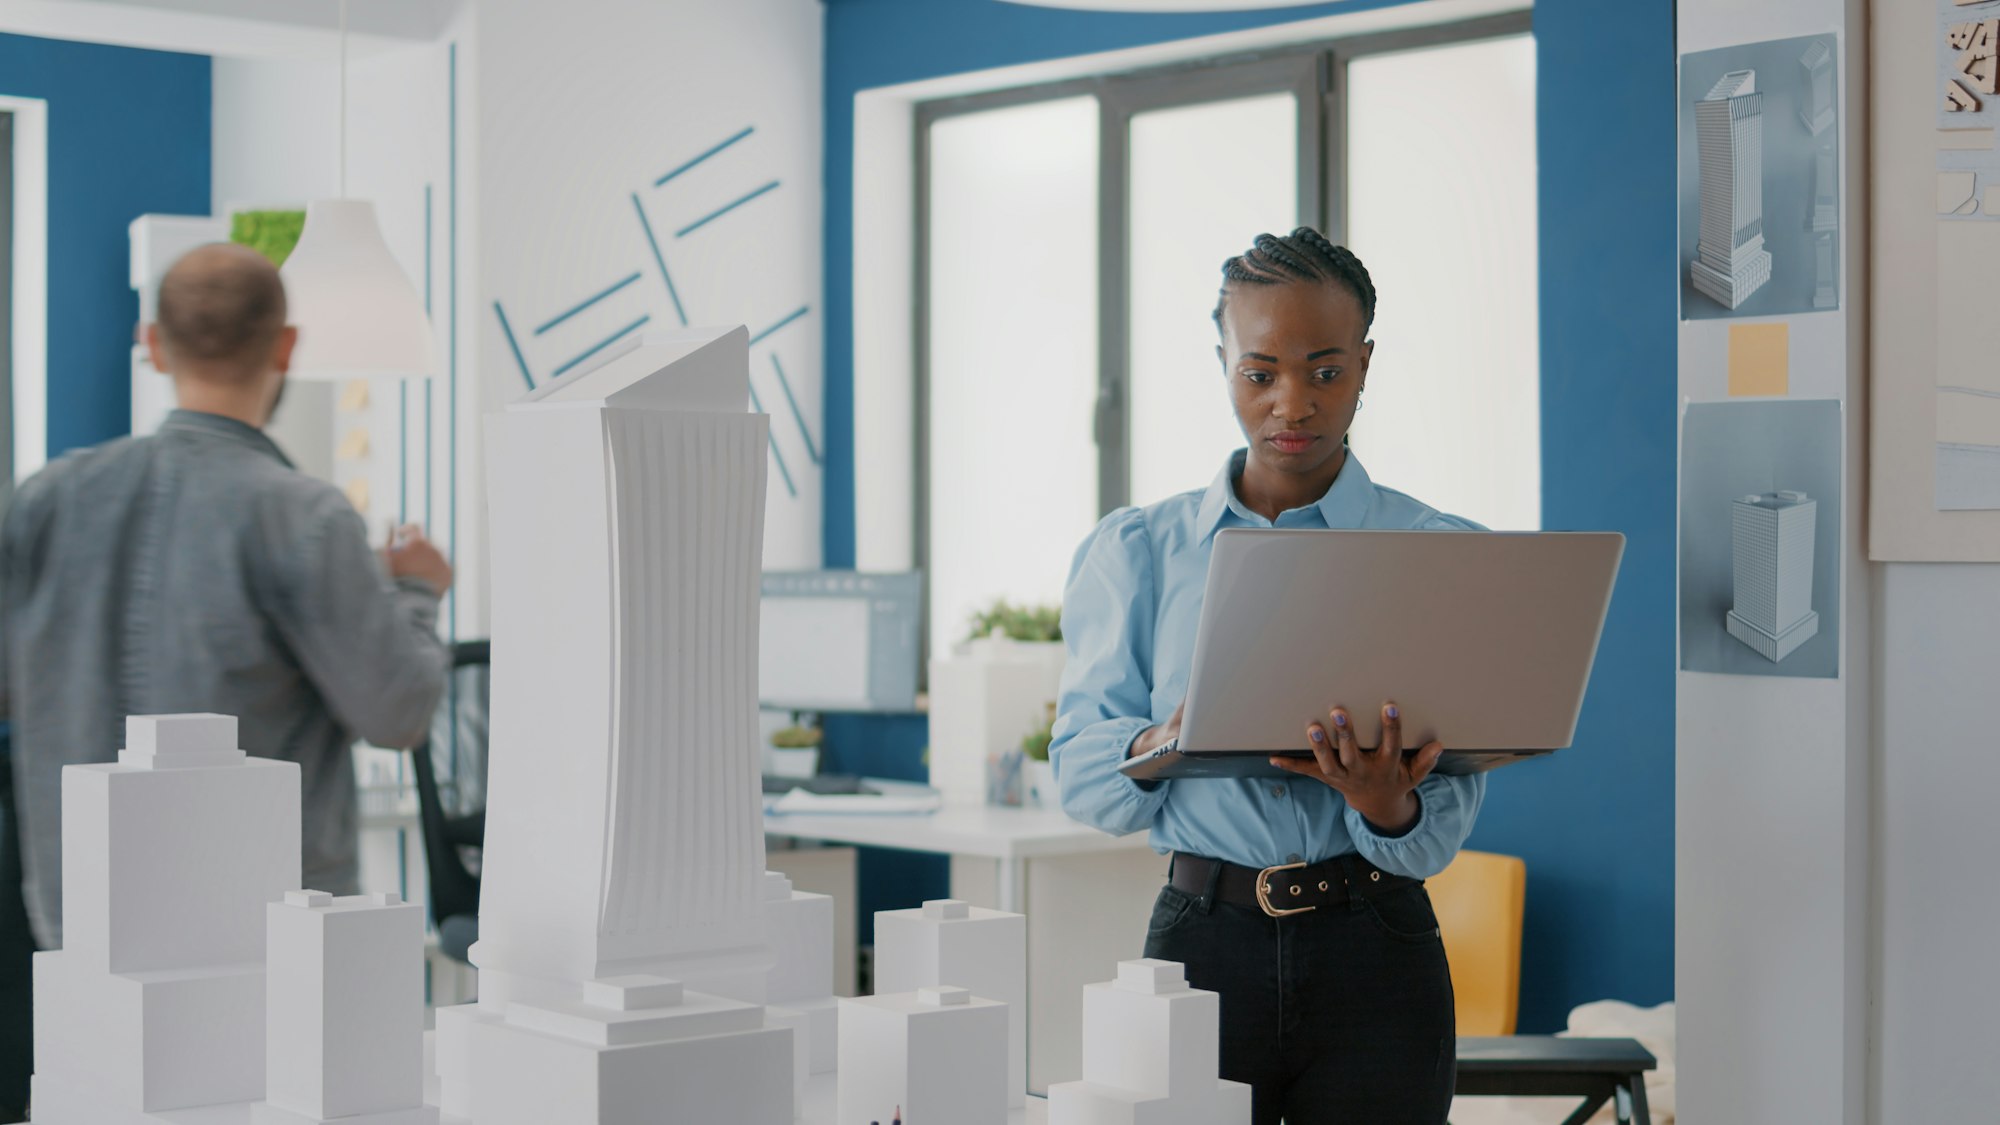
[338, 0, 348, 197]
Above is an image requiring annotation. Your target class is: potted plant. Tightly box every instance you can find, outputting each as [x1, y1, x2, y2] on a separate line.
[1019, 703, 1058, 810]
[767, 717, 822, 780]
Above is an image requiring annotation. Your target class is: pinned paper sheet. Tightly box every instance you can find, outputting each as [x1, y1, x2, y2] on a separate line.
[339, 379, 370, 412]
[336, 428, 370, 460]
[1940, 170, 1979, 214]
[343, 477, 370, 515]
[1728, 323, 1789, 397]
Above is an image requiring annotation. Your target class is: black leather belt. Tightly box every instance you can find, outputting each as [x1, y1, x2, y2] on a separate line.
[1169, 851, 1419, 918]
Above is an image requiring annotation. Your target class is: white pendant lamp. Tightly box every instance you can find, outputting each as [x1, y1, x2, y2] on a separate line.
[279, 0, 437, 380]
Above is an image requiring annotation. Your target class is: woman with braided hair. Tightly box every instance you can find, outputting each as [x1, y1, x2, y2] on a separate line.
[1050, 228, 1483, 1124]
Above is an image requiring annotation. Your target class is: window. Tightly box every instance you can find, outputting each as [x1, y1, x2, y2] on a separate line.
[916, 15, 1537, 658]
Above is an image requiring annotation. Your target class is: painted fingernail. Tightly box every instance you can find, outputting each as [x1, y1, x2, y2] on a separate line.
[1311, 727, 1326, 743]
[1386, 704, 1400, 720]
[1333, 712, 1347, 728]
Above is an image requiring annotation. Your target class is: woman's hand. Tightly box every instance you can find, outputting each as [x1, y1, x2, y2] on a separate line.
[1270, 703, 1444, 834]
[1126, 701, 1185, 759]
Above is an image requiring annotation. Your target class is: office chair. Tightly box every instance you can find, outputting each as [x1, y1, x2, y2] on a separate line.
[1427, 849, 1527, 1036]
[409, 640, 490, 964]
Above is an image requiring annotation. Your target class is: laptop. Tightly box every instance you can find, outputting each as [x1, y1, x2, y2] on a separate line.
[1119, 528, 1624, 781]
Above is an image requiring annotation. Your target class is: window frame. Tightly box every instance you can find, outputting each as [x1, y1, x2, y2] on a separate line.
[909, 10, 1535, 638]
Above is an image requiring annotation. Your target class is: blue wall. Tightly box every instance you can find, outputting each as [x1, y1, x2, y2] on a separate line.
[821, 0, 1676, 1031]
[0, 32, 212, 460]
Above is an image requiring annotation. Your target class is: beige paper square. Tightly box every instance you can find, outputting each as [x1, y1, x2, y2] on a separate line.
[1728, 323, 1789, 397]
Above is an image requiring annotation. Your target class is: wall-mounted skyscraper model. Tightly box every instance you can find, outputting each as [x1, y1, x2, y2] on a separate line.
[32, 714, 301, 1124]
[434, 327, 794, 1124]
[1046, 960, 1250, 1125]
[1692, 70, 1774, 309]
[1726, 490, 1819, 662]
[1799, 40, 1835, 135]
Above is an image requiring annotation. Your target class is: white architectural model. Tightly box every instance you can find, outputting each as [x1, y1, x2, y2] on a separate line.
[32, 714, 302, 1124]
[1692, 70, 1774, 309]
[257, 891, 433, 1125]
[873, 900, 1027, 1108]
[1799, 40, 1834, 136]
[1046, 960, 1250, 1125]
[837, 986, 1007, 1125]
[761, 872, 840, 1076]
[1725, 490, 1819, 662]
[434, 326, 796, 1124]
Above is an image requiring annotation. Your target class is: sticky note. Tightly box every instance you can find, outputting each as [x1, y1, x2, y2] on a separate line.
[336, 428, 370, 460]
[340, 379, 370, 412]
[1940, 127, 1997, 150]
[1728, 322, 1788, 397]
[343, 477, 371, 515]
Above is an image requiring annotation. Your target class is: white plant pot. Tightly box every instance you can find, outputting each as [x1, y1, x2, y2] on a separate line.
[1023, 757, 1058, 810]
[768, 746, 820, 780]
[928, 636, 1068, 806]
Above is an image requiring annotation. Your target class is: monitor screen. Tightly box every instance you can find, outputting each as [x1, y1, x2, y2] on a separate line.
[758, 571, 921, 713]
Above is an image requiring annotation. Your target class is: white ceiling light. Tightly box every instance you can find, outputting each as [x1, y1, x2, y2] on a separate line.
[278, 0, 436, 380]
[996, 0, 1344, 10]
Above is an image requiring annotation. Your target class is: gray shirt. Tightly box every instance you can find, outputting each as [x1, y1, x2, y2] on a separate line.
[0, 409, 448, 948]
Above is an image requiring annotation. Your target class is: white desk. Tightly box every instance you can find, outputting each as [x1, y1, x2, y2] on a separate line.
[764, 791, 1169, 1094]
[764, 795, 1150, 912]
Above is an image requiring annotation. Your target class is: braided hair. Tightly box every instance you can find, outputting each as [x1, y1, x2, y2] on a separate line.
[1212, 227, 1377, 334]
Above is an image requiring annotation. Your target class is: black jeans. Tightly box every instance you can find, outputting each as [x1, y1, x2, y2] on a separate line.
[1142, 867, 1456, 1125]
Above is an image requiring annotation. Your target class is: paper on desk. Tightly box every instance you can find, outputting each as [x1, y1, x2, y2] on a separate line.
[766, 789, 943, 816]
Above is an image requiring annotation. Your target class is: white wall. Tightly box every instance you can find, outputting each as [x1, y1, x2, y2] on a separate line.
[471, 0, 825, 574]
[1872, 562, 2000, 1122]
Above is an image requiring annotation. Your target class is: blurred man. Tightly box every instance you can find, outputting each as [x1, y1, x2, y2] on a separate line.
[0, 242, 452, 957]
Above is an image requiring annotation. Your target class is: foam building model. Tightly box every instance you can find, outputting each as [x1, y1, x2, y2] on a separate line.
[1726, 490, 1820, 662]
[32, 714, 301, 1124]
[1046, 960, 1251, 1125]
[434, 326, 797, 1124]
[837, 986, 1007, 1125]
[758, 872, 840, 1076]
[872, 899, 1027, 1108]
[1798, 39, 1834, 135]
[257, 890, 433, 1125]
[1691, 69, 1773, 309]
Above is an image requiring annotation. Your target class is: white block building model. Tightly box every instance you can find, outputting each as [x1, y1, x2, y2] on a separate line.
[1046, 960, 1251, 1125]
[873, 899, 1027, 1108]
[1726, 490, 1820, 662]
[257, 891, 434, 1125]
[1692, 69, 1773, 309]
[837, 987, 1007, 1125]
[434, 326, 798, 1125]
[32, 713, 301, 1125]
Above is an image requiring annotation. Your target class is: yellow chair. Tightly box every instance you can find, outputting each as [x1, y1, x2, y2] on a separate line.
[1426, 849, 1527, 1036]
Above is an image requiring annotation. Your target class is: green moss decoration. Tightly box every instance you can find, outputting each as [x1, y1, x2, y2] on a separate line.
[771, 724, 823, 749]
[966, 599, 1063, 645]
[230, 210, 307, 267]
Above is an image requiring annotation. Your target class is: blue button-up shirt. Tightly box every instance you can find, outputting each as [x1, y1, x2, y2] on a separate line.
[1050, 449, 1487, 879]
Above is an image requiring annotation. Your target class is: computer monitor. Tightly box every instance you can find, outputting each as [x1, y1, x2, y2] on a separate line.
[759, 571, 922, 713]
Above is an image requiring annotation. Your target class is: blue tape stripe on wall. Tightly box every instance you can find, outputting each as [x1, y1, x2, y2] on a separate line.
[0, 33, 209, 457]
[492, 302, 535, 389]
[748, 381, 798, 499]
[675, 180, 780, 238]
[819, 0, 1676, 1015]
[534, 271, 643, 335]
[771, 354, 822, 465]
[632, 193, 691, 326]
[655, 125, 755, 187]
[552, 315, 649, 379]
[750, 306, 809, 346]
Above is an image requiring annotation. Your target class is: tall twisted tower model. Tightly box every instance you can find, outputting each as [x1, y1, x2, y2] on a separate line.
[435, 326, 794, 1124]
[1691, 69, 1774, 309]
